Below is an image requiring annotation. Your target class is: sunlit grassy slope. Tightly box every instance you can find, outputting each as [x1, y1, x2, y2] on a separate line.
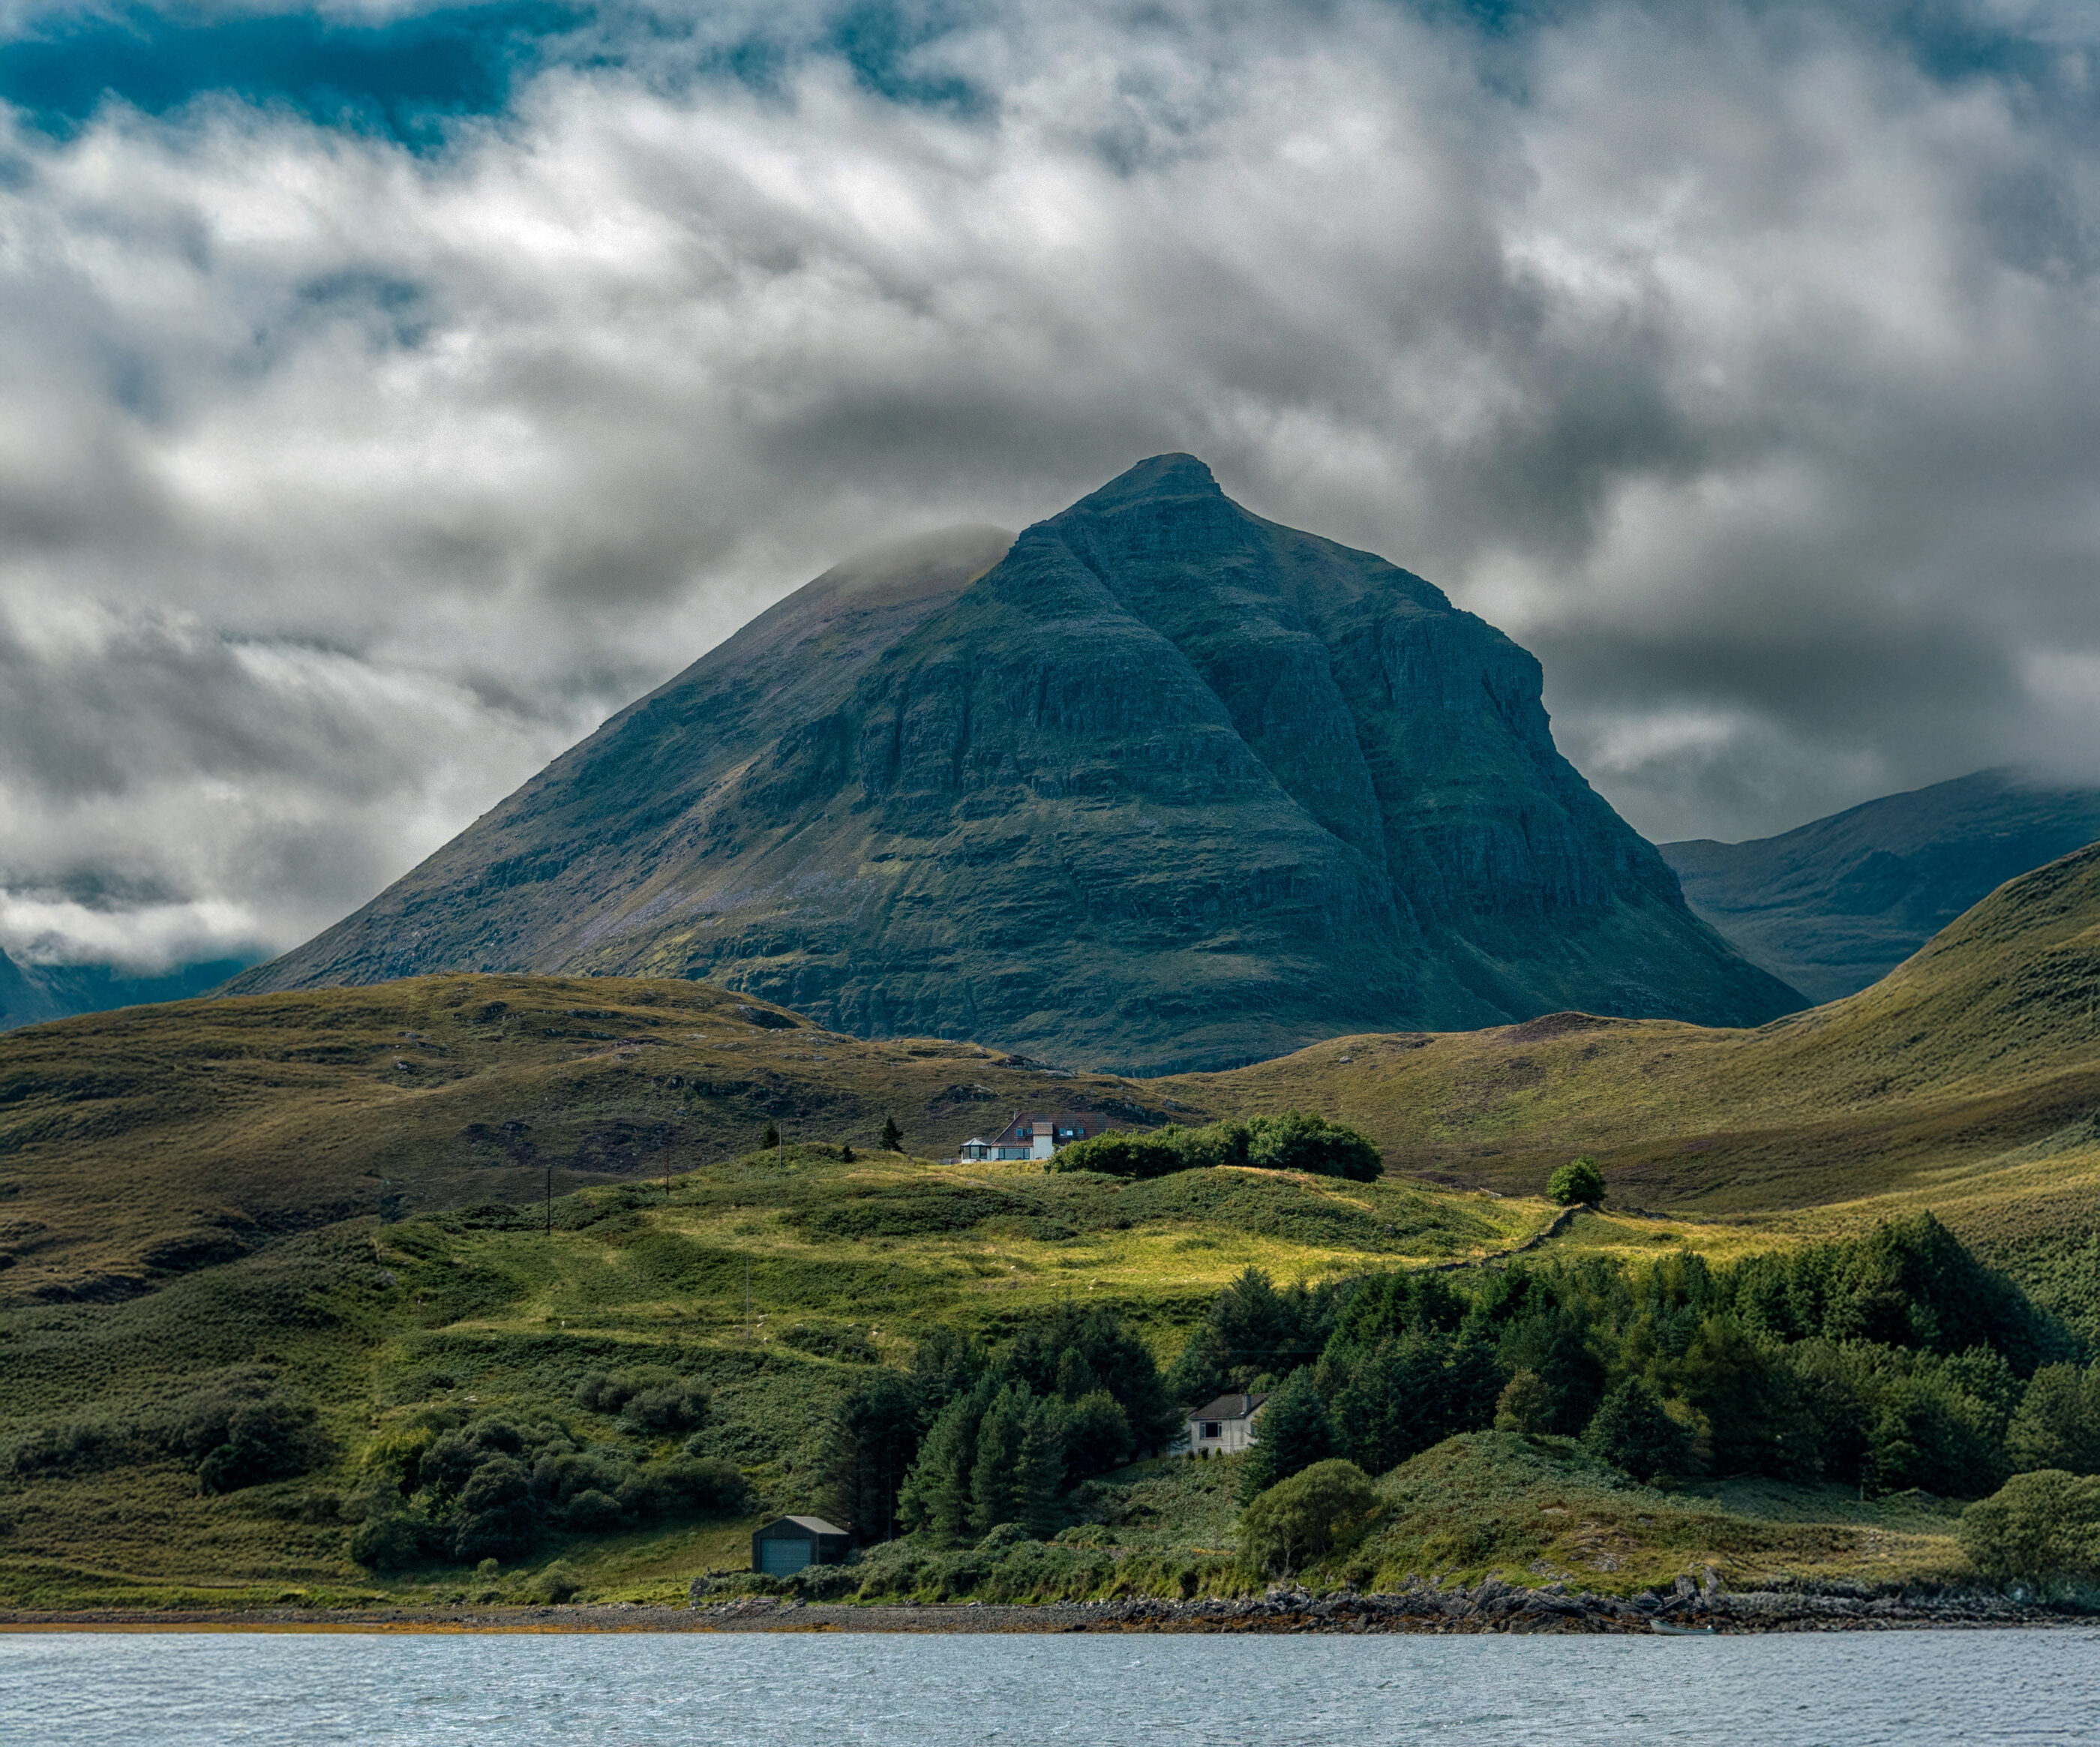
[1166, 841, 2100, 1223]
[0, 1146, 1973, 1611]
[0, 977, 1231, 1304]
[4, 843, 2098, 1609]
[6, 841, 2098, 1307]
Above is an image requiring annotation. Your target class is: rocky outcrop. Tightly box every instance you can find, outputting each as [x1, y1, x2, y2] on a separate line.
[232, 459, 1802, 1071]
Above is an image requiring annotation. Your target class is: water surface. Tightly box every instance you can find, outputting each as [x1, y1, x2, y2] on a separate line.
[5, 1627, 2095, 1745]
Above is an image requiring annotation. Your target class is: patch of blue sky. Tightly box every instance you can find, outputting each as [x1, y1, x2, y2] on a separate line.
[0, 0, 990, 143]
[0, 2, 583, 142]
[0, 1, 2078, 153]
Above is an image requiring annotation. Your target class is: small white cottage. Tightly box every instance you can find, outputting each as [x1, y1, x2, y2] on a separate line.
[956, 1112, 1116, 1163]
[1186, 1391, 1268, 1457]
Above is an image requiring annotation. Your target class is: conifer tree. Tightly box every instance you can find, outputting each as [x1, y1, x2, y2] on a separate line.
[880, 1115, 904, 1152]
[896, 1377, 994, 1544]
[1238, 1367, 1334, 1502]
[968, 1384, 1033, 1536]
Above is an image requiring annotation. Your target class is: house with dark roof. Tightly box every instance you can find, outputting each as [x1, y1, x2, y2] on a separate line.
[1186, 1391, 1267, 1457]
[955, 1111, 1120, 1163]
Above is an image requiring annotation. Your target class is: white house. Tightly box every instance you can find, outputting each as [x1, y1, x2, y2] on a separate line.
[1186, 1391, 1268, 1456]
[956, 1112, 1116, 1163]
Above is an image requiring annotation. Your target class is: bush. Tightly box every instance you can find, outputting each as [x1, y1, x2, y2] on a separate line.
[621, 1381, 710, 1435]
[1238, 1459, 1380, 1577]
[1051, 1113, 1380, 1183]
[639, 1455, 748, 1518]
[1547, 1158, 1605, 1207]
[560, 1487, 626, 1532]
[526, 1559, 584, 1604]
[450, 1454, 536, 1562]
[1960, 1470, 2100, 1583]
[782, 1323, 879, 1365]
[1581, 1379, 1695, 1481]
[350, 1510, 430, 1570]
[1244, 1111, 1382, 1182]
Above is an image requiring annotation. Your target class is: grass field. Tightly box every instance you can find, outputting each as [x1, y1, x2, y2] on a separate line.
[5, 847, 2099, 1609]
[0, 1138, 2007, 1610]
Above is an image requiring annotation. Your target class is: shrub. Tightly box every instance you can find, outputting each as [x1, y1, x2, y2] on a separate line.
[1244, 1111, 1382, 1182]
[449, 1454, 536, 1562]
[639, 1455, 748, 1518]
[1051, 1113, 1380, 1183]
[560, 1488, 626, 1532]
[782, 1323, 878, 1365]
[1581, 1379, 1696, 1481]
[621, 1381, 710, 1435]
[1960, 1470, 2100, 1583]
[1547, 1158, 1605, 1207]
[1238, 1459, 1380, 1577]
[526, 1559, 584, 1604]
[351, 1510, 432, 1570]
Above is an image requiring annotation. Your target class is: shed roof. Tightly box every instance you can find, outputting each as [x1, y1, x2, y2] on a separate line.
[760, 1514, 848, 1536]
[1189, 1392, 1268, 1422]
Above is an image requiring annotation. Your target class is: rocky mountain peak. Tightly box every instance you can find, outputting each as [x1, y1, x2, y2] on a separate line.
[231, 458, 1802, 1070]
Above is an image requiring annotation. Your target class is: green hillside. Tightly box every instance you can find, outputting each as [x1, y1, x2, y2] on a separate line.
[0, 974, 1217, 1306]
[4, 841, 2098, 1613]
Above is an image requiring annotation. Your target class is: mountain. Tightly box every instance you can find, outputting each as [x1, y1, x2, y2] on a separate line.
[1660, 768, 2100, 1004]
[0, 947, 58, 1030]
[230, 455, 1802, 1070]
[0, 951, 260, 1031]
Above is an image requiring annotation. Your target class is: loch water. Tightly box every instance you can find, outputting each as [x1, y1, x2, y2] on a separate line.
[4, 1626, 2095, 1745]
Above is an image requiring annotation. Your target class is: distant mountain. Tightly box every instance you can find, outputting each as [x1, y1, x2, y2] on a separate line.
[230, 455, 1802, 1070]
[1660, 768, 2100, 1004]
[0, 948, 259, 1031]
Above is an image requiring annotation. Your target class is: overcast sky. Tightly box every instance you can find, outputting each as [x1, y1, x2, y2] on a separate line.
[3, 0, 2099, 971]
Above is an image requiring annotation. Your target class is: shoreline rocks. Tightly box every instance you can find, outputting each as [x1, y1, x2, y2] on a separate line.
[3, 1580, 2078, 1636]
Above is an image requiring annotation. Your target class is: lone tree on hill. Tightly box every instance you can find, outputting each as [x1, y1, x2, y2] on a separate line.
[881, 1116, 904, 1152]
[762, 1123, 780, 1151]
[1548, 1156, 1606, 1207]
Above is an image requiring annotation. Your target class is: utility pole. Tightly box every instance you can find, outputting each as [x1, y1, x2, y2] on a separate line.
[745, 1256, 752, 1341]
[544, 1163, 551, 1236]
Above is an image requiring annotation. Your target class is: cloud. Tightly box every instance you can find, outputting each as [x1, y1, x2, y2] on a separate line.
[3, 0, 2100, 966]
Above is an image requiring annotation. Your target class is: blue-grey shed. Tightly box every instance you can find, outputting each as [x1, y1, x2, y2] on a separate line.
[752, 1514, 850, 1575]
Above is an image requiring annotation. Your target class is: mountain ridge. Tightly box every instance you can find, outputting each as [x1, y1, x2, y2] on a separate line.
[1661, 767, 2100, 1002]
[231, 455, 1801, 1069]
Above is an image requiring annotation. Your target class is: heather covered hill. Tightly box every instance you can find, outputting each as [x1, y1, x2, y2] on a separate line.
[231, 456, 1798, 1070]
[1662, 767, 2100, 1004]
[1180, 839, 2100, 1257]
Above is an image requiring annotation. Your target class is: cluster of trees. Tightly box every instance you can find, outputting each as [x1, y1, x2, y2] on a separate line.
[1173, 1217, 2094, 1509]
[814, 1305, 1179, 1543]
[1050, 1112, 1380, 1183]
[4, 1368, 329, 1495]
[352, 1375, 746, 1569]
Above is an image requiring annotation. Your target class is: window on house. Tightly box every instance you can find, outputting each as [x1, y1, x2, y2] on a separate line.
[1201, 1421, 1222, 1439]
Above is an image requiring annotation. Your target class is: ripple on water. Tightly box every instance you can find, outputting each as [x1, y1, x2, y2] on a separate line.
[4, 1628, 2098, 1746]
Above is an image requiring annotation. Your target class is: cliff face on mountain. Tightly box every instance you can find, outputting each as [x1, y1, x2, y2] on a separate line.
[231, 457, 1801, 1070]
[1663, 768, 2100, 1004]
